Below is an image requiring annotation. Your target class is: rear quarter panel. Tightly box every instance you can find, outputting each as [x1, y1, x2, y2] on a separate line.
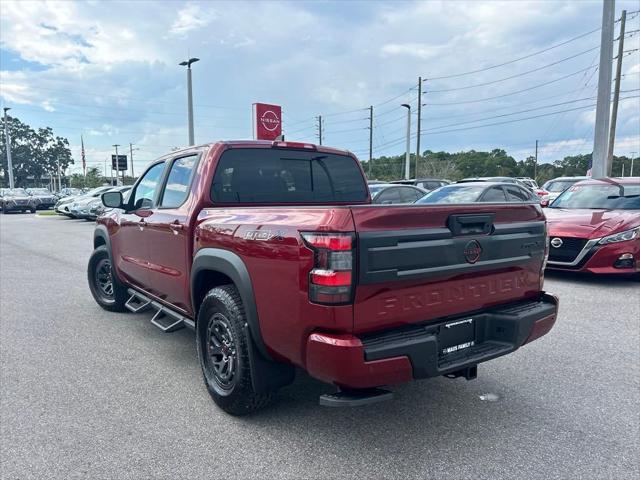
[195, 207, 355, 366]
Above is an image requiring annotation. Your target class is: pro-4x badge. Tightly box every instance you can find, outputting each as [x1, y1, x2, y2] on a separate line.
[244, 230, 285, 241]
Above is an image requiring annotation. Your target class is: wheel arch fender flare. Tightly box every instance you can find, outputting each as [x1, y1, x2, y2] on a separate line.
[191, 248, 295, 392]
[93, 225, 111, 251]
[93, 225, 125, 284]
[191, 248, 268, 358]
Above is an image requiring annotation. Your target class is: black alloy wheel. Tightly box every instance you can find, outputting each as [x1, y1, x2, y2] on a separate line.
[204, 313, 238, 391]
[94, 257, 114, 303]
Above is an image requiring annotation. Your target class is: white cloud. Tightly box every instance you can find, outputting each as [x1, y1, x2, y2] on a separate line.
[169, 4, 217, 36]
[380, 43, 445, 60]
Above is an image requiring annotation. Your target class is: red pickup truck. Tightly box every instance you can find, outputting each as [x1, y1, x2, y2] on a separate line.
[89, 140, 558, 415]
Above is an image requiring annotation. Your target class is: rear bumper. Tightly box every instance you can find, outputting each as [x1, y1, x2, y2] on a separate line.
[305, 293, 558, 389]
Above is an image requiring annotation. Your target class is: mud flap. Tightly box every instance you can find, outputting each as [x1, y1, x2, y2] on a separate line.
[244, 325, 295, 394]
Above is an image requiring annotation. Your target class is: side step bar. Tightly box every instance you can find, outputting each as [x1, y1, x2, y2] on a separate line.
[319, 388, 393, 407]
[126, 288, 195, 333]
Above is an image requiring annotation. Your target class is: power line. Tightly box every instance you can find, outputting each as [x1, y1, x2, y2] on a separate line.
[420, 95, 639, 135]
[423, 95, 602, 132]
[425, 27, 601, 80]
[425, 65, 598, 105]
[426, 45, 600, 93]
[373, 86, 417, 107]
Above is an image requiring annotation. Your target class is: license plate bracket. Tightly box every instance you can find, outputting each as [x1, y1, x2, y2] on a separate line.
[439, 318, 476, 356]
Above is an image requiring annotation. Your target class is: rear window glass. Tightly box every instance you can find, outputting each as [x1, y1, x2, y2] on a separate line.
[211, 148, 368, 204]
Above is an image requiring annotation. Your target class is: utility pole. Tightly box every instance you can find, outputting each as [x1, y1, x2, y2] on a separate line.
[401, 104, 411, 180]
[3, 107, 15, 189]
[368, 106, 373, 177]
[416, 76, 422, 178]
[607, 9, 626, 171]
[112, 144, 120, 186]
[534, 139, 538, 180]
[317, 115, 323, 145]
[179, 57, 200, 146]
[631, 151, 636, 176]
[129, 143, 136, 179]
[591, 0, 615, 179]
[113, 144, 121, 186]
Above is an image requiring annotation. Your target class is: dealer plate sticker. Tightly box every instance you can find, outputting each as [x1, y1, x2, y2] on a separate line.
[441, 318, 475, 355]
[442, 341, 475, 355]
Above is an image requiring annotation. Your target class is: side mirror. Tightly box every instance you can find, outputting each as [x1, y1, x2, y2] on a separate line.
[102, 191, 123, 208]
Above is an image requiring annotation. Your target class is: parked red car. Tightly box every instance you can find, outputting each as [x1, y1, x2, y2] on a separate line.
[545, 178, 640, 275]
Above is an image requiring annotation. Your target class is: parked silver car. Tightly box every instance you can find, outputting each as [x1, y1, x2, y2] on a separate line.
[26, 188, 57, 210]
[0, 188, 38, 214]
[55, 186, 113, 217]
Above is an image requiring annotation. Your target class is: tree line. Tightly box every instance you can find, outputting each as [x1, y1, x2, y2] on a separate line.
[362, 149, 635, 185]
[1, 115, 635, 189]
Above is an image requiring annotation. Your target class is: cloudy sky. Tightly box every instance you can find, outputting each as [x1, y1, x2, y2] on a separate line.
[1, 0, 639, 175]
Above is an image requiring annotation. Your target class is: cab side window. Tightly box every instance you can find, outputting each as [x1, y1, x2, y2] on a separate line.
[159, 155, 198, 208]
[131, 162, 166, 209]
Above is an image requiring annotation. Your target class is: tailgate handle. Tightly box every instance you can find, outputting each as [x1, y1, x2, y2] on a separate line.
[447, 214, 494, 236]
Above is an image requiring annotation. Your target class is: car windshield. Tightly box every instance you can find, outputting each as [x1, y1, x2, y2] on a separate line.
[30, 189, 50, 195]
[550, 184, 640, 209]
[544, 180, 580, 192]
[416, 185, 486, 204]
[5, 189, 29, 196]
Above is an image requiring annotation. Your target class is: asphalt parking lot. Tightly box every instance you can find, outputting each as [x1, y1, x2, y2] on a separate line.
[1, 213, 638, 480]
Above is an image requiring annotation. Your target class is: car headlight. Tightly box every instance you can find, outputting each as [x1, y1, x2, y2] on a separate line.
[598, 226, 640, 245]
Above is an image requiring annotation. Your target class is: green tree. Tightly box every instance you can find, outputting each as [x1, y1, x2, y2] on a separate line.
[69, 167, 104, 188]
[0, 115, 73, 187]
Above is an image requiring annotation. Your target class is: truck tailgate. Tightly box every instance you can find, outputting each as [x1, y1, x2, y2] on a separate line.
[351, 203, 546, 333]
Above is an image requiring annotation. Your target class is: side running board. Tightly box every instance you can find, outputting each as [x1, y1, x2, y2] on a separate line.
[126, 288, 195, 333]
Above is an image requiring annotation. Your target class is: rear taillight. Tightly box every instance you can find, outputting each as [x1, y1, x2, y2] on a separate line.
[301, 232, 354, 305]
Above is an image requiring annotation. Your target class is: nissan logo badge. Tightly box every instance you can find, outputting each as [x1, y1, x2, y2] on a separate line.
[550, 237, 563, 248]
[463, 240, 482, 264]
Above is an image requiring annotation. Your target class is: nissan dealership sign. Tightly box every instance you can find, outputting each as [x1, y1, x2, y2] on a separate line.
[252, 102, 282, 140]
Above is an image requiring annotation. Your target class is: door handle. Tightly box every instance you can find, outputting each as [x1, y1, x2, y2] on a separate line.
[169, 223, 184, 234]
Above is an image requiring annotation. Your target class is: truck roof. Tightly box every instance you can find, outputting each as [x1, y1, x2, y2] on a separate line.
[170, 140, 355, 158]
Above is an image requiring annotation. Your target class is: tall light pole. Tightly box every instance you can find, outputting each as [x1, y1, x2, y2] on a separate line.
[416, 77, 422, 175]
[631, 152, 636, 177]
[401, 104, 411, 180]
[112, 144, 120, 186]
[57, 157, 61, 190]
[179, 57, 199, 146]
[3, 107, 15, 188]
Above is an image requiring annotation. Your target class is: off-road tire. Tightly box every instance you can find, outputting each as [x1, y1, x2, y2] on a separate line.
[196, 285, 272, 415]
[87, 245, 128, 312]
